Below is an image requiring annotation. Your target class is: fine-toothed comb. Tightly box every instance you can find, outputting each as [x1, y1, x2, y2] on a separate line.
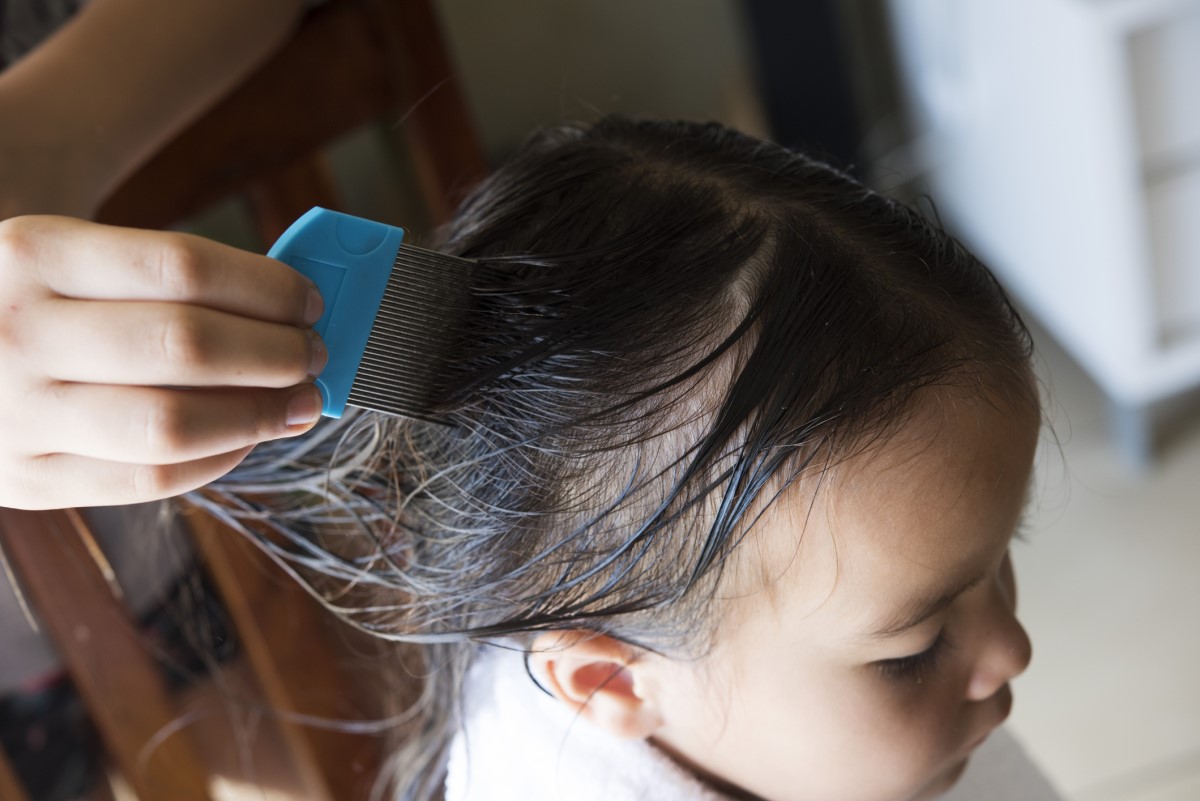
[268, 207, 476, 422]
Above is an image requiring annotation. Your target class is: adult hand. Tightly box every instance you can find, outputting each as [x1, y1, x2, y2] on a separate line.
[0, 216, 326, 510]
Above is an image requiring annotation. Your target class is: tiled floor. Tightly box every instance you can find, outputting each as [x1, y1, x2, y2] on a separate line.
[1006, 326, 1200, 800]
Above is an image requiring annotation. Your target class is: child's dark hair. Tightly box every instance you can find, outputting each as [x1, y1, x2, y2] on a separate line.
[194, 116, 1034, 801]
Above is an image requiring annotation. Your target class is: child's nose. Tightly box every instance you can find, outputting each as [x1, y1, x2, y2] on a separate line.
[965, 593, 1033, 702]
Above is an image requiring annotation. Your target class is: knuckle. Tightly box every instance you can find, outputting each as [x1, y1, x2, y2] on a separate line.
[218, 392, 271, 446]
[0, 298, 39, 356]
[286, 331, 313, 383]
[254, 391, 289, 439]
[157, 310, 209, 367]
[0, 217, 35, 270]
[130, 462, 175, 500]
[0, 311, 19, 354]
[139, 393, 192, 455]
[151, 238, 205, 298]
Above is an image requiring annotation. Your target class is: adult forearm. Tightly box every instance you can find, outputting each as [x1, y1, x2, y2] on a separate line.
[0, 0, 306, 215]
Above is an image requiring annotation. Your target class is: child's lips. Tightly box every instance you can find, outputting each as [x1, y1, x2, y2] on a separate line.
[966, 684, 1014, 753]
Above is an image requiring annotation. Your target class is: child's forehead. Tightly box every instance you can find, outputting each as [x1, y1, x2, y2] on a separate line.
[716, 396, 1038, 637]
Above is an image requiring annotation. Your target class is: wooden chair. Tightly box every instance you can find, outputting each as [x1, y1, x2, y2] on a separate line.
[0, 0, 485, 798]
[98, 0, 486, 243]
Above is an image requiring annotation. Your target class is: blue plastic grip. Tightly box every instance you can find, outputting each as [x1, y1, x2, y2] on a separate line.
[267, 207, 406, 418]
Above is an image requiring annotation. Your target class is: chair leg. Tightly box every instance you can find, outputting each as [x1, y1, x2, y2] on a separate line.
[0, 508, 214, 801]
[245, 155, 342, 245]
[367, 0, 488, 224]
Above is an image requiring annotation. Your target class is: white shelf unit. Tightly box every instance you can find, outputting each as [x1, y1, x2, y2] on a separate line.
[884, 0, 1200, 461]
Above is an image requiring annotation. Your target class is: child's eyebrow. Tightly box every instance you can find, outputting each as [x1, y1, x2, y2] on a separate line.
[864, 571, 987, 639]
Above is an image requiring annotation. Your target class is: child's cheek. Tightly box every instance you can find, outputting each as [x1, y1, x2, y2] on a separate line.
[875, 670, 974, 762]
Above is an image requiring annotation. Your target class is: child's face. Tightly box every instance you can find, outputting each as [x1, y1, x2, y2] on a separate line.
[644, 394, 1038, 801]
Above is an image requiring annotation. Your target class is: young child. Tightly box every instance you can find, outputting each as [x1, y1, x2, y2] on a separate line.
[198, 116, 1062, 801]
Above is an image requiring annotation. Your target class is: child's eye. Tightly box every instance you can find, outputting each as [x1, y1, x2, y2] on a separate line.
[874, 630, 953, 684]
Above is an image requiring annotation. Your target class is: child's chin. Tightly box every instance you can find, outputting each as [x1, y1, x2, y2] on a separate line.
[911, 757, 971, 801]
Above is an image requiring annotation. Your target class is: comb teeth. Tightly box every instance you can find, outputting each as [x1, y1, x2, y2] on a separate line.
[347, 243, 475, 422]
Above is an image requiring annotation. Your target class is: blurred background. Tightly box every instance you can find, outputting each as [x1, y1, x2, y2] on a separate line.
[3, 1, 1198, 800]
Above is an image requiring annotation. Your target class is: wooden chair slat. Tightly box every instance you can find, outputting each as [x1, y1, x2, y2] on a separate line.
[96, 0, 404, 231]
[372, 0, 489, 223]
[0, 746, 31, 801]
[245, 154, 342, 245]
[184, 512, 384, 801]
[96, 0, 486, 234]
[0, 508, 213, 801]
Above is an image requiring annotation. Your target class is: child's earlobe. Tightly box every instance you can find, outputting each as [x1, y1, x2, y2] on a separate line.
[530, 630, 665, 740]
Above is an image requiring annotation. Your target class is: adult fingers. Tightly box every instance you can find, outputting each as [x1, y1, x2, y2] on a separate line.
[0, 215, 322, 326]
[6, 446, 257, 510]
[29, 383, 323, 465]
[27, 298, 326, 387]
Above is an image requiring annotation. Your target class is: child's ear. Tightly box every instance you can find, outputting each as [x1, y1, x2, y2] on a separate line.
[530, 630, 664, 740]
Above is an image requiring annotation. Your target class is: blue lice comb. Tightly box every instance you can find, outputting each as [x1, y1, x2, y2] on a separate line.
[268, 207, 475, 420]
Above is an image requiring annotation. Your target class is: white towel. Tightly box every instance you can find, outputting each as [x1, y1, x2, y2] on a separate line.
[445, 648, 1063, 801]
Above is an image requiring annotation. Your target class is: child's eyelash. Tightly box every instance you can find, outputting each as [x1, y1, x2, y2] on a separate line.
[875, 630, 953, 684]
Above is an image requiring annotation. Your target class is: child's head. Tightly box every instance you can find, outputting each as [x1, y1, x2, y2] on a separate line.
[205, 117, 1038, 801]
[580, 396, 1037, 801]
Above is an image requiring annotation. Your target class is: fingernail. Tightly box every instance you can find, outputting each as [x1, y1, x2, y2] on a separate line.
[286, 384, 323, 426]
[304, 285, 325, 326]
[308, 331, 328, 378]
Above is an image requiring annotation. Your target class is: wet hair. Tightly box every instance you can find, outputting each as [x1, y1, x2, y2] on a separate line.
[191, 116, 1034, 801]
